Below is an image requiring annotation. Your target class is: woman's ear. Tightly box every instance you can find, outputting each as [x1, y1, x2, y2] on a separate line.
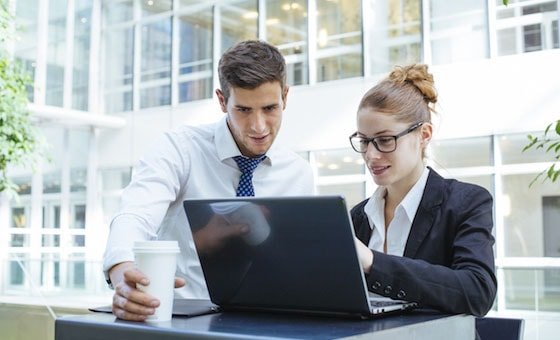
[421, 122, 433, 146]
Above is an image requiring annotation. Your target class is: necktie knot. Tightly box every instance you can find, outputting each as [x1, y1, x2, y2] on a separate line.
[234, 155, 266, 173]
[234, 155, 266, 197]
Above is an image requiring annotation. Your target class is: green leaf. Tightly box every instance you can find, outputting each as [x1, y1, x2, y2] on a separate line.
[546, 142, 559, 153]
[544, 122, 553, 136]
[547, 164, 557, 179]
[522, 135, 538, 151]
[529, 170, 545, 187]
[556, 120, 560, 136]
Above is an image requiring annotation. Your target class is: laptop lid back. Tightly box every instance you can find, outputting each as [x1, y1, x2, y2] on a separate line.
[183, 196, 372, 317]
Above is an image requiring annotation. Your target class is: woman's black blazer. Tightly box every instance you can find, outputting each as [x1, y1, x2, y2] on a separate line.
[351, 167, 497, 316]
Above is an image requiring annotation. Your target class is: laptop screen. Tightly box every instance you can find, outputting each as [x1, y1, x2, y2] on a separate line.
[183, 196, 373, 317]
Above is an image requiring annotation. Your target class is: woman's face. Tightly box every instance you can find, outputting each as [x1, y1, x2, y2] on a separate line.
[356, 108, 431, 190]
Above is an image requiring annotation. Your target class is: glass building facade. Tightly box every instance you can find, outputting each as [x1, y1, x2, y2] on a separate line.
[1, 1, 559, 335]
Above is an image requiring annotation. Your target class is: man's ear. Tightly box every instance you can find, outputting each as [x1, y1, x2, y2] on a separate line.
[216, 89, 227, 113]
[282, 85, 289, 110]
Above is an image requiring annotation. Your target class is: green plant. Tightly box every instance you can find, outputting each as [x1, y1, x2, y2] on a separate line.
[523, 120, 560, 185]
[0, 0, 43, 198]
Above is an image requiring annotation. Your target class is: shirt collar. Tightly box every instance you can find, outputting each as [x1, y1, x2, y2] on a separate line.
[399, 167, 430, 221]
[365, 167, 430, 230]
[214, 115, 278, 164]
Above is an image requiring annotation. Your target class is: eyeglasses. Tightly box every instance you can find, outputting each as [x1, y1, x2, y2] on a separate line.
[349, 122, 424, 154]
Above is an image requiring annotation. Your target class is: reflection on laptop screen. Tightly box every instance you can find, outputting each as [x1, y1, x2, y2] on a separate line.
[184, 196, 415, 318]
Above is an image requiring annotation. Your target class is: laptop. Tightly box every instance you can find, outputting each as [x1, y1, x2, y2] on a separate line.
[183, 195, 416, 319]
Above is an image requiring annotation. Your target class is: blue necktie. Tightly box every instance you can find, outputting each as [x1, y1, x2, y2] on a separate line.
[234, 155, 267, 197]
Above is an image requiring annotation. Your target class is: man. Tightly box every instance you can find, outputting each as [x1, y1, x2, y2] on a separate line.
[104, 40, 314, 321]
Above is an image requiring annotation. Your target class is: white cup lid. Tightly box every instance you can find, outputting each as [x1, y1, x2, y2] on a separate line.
[133, 240, 180, 253]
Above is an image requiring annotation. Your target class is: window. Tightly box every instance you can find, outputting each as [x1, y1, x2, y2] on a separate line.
[41, 254, 61, 288]
[504, 268, 560, 311]
[501, 173, 560, 257]
[72, 235, 86, 247]
[72, 0, 92, 110]
[43, 204, 61, 229]
[14, 0, 39, 102]
[220, 1, 258, 53]
[11, 207, 28, 229]
[543, 196, 560, 258]
[495, 0, 558, 56]
[430, 0, 488, 64]
[103, 0, 133, 25]
[499, 133, 553, 164]
[314, 149, 365, 177]
[140, 18, 172, 108]
[104, 27, 134, 113]
[316, 0, 363, 82]
[69, 254, 86, 288]
[366, 0, 421, 75]
[71, 204, 86, 229]
[430, 136, 493, 168]
[9, 257, 26, 285]
[42, 234, 61, 247]
[141, 0, 172, 17]
[312, 148, 366, 209]
[178, 9, 213, 102]
[266, 0, 308, 85]
[101, 168, 132, 191]
[45, 0, 68, 107]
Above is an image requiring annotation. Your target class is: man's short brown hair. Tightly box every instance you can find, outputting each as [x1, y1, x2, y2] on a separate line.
[218, 40, 287, 102]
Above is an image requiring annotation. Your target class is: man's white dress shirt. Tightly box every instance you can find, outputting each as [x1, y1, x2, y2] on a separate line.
[103, 116, 314, 298]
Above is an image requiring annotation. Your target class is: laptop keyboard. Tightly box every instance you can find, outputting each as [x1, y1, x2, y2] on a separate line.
[368, 299, 401, 307]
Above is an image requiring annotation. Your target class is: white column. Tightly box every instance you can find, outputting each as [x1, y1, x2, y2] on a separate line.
[171, 0, 180, 107]
[60, 129, 71, 255]
[258, 0, 266, 40]
[29, 165, 43, 292]
[421, 0, 432, 64]
[307, 0, 317, 85]
[34, 0, 49, 104]
[133, 0, 142, 111]
[213, 4, 222, 92]
[487, 0, 498, 58]
[492, 134, 506, 312]
[63, 0, 76, 109]
[0, 192, 10, 293]
[89, 0, 102, 113]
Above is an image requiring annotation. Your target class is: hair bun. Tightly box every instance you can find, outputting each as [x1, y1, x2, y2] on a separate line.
[388, 64, 437, 105]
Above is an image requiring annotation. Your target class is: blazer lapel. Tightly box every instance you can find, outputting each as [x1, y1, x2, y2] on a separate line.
[404, 168, 444, 258]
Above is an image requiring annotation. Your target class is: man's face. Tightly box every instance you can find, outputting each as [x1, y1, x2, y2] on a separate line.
[217, 81, 288, 158]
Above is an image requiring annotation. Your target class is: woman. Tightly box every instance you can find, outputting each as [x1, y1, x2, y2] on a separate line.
[351, 64, 496, 316]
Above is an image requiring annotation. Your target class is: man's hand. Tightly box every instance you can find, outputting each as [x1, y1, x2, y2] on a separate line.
[354, 237, 374, 274]
[109, 261, 186, 321]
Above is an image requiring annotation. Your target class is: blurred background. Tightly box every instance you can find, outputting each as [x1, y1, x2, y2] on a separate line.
[0, 0, 559, 339]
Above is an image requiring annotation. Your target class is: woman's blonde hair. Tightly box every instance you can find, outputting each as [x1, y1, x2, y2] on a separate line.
[358, 63, 437, 125]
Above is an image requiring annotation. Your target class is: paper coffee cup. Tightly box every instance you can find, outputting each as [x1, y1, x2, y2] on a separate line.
[133, 240, 180, 322]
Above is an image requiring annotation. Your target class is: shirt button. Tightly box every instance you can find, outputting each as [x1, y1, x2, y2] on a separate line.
[383, 285, 392, 295]
[397, 290, 406, 299]
[372, 281, 381, 291]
